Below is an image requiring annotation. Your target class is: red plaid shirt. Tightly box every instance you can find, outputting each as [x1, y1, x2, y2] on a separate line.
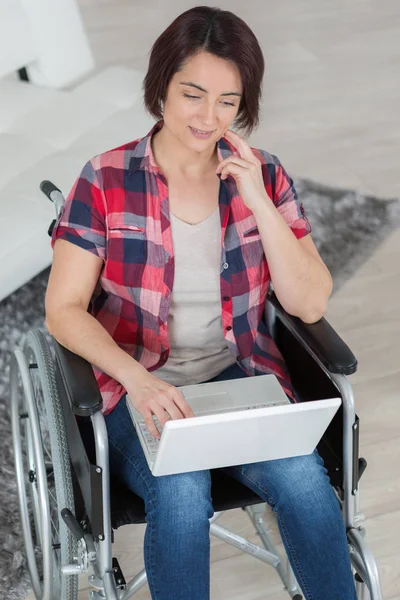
[51, 120, 312, 414]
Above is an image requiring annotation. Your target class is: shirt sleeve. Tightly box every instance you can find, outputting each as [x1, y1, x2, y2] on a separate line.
[50, 159, 107, 261]
[270, 156, 312, 240]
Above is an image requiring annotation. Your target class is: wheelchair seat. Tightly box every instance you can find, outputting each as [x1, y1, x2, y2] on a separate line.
[76, 417, 265, 530]
[109, 469, 263, 529]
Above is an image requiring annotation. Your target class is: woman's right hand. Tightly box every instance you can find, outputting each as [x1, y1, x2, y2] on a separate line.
[124, 369, 195, 439]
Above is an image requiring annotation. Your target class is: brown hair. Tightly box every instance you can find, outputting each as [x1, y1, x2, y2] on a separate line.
[143, 6, 265, 137]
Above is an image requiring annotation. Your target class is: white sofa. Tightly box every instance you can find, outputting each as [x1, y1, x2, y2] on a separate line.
[0, 0, 154, 302]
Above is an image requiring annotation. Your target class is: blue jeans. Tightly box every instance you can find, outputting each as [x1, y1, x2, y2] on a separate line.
[104, 362, 357, 600]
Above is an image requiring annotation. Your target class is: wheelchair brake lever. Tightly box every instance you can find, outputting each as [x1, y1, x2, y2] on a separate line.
[61, 507, 85, 541]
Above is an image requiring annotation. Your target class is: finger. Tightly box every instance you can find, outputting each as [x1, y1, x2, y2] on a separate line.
[143, 409, 162, 440]
[162, 394, 186, 420]
[224, 130, 258, 162]
[216, 157, 250, 173]
[173, 390, 195, 418]
[220, 163, 246, 179]
[156, 392, 183, 422]
[150, 401, 173, 437]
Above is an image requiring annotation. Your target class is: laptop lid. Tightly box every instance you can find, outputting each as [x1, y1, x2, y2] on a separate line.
[151, 397, 341, 476]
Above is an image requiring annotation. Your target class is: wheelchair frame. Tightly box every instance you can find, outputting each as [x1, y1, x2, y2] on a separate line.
[46, 295, 383, 600]
[9, 181, 384, 600]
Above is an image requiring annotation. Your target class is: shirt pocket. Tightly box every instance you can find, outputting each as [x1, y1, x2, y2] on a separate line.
[106, 216, 148, 290]
[108, 224, 147, 264]
[106, 216, 166, 292]
[238, 224, 269, 307]
[240, 225, 264, 269]
[243, 225, 260, 239]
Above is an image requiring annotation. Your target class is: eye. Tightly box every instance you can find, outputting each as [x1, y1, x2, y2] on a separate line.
[183, 93, 235, 107]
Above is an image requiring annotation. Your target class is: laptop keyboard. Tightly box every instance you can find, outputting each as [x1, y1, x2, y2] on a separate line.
[137, 400, 289, 456]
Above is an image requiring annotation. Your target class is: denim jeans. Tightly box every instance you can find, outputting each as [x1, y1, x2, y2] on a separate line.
[104, 362, 357, 600]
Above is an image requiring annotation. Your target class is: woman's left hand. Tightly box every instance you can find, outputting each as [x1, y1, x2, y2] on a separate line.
[216, 129, 270, 211]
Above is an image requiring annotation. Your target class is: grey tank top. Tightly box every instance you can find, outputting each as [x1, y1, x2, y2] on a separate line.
[152, 206, 236, 386]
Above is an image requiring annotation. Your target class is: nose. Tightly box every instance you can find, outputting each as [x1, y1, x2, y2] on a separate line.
[199, 101, 217, 129]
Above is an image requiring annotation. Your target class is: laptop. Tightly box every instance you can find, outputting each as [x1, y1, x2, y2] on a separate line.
[126, 374, 341, 476]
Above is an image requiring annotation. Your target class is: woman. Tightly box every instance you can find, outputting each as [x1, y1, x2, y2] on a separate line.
[45, 6, 357, 600]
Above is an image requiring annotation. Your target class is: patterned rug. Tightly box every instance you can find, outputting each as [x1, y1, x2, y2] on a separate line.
[1, 177, 400, 599]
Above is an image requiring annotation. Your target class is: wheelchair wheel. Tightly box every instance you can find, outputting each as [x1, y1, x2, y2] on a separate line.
[10, 328, 78, 600]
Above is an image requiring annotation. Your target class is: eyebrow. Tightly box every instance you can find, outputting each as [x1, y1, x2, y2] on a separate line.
[179, 81, 242, 97]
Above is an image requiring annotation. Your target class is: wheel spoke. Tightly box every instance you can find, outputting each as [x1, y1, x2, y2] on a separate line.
[48, 486, 57, 505]
[50, 515, 59, 539]
[43, 443, 52, 463]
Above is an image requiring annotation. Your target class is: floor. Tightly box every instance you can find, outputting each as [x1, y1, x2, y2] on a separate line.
[25, 1, 400, 598]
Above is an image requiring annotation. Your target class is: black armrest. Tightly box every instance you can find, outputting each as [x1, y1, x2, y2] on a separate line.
[267, 290, 358, 376]
[51, 337, 103, 416]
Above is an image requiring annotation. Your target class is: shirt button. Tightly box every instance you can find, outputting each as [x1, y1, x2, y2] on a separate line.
[226, 326, 232, 331]
[223, 262, 229, 270]
[223, 296, 230, 301]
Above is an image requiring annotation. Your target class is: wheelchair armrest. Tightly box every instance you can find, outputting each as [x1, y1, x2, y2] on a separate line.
[267, 290, 358, 375]
[51, 337, 103, 416]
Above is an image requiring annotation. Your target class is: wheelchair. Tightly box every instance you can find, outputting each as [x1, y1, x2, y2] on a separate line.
[9, 181, 383, 600]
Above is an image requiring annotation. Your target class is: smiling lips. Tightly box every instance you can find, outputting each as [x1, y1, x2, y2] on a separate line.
[192, 127, 213, 133]
[190, 126, 215, 139]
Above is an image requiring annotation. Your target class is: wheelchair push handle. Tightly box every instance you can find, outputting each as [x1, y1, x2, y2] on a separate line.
[61, 508, 85, 541]
[40, 180, 65, 218]
[40, 180, 61, 198]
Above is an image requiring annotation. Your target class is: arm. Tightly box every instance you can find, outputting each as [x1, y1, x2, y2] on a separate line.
[216, 132, 332, 324]
[45, 239, 148, 387]
[253, 199, 333, 323]
[47, 158, 195, 430]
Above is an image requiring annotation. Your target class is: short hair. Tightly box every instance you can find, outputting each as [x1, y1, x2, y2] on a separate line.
[143, 6, 265, 137]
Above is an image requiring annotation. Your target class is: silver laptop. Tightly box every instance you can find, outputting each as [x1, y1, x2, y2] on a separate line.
[126, 374, 341, 476]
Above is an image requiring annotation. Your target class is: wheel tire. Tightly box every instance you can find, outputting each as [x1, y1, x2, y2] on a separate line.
[10, 328, 78, 600]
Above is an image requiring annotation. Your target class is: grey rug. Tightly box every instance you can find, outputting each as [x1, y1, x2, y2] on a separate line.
[1, 178, 400, 600]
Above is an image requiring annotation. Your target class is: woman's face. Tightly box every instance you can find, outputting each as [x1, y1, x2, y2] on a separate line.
[162, 51, 243, 150]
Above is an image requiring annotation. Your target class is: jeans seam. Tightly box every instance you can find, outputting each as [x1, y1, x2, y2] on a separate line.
[107, 437, 161, 599]
[228, 464, 313, 600]
[278, 515, 313, 600]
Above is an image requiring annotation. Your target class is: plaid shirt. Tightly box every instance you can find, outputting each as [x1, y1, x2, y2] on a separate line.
[51, 120, 312, 414]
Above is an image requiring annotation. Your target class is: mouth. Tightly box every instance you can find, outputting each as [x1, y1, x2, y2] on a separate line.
[189, 127, 215, 139]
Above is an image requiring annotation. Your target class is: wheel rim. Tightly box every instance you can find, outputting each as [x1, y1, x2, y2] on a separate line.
[10, 348, 56, 600]
[10, 351, 48, 599]
[24, 414, 43, 549]
[11, 329, 79, 600]
[28, 345, 63, 599]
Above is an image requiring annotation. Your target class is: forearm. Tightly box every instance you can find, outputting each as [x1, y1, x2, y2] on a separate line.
[252, 198, 332, 322]
[45, 306, 148, 387]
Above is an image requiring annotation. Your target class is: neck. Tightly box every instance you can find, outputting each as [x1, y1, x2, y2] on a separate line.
[151, 122, 218, 179]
